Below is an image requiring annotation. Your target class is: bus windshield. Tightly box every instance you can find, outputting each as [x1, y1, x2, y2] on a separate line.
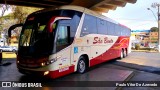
[18, 10, 82, 57]
[19, 11, 60, 56]
[20, 18, 54, 47]
[20, 22, 34, 46]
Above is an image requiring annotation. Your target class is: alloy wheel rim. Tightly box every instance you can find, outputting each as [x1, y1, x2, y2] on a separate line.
[121, 51, 123, 58]
[79, 60, 85, 73]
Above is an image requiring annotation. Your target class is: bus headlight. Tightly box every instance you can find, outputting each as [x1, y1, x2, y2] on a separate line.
[41, 59, 57, 66]
[41, 63, 45, 66]
[44, 71, 49, 75]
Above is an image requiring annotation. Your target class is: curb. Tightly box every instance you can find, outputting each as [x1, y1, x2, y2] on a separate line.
[131, 50, 158, 53]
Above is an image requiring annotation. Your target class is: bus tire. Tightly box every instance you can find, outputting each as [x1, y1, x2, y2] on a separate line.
[125, 48, 128, 56]
[120, 49, 124, 59]
[123, 49, 126, 58]
[77, 56, 87, 74]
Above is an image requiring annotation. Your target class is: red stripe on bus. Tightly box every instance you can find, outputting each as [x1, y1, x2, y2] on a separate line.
[90, 36, 129, 67]
[47, 65, 75, 79]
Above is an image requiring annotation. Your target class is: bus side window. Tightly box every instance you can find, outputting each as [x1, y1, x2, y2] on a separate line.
[107, 22, 115, 35]
[56, 25, 70, 52]
[97, 18, 107, 35]
[81, 14, 97, 37]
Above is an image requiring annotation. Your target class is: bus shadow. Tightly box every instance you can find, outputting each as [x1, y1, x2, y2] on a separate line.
[0, 62, 12, 66]
[18, 58, 160, 83]
[18, 59, 119, 82]
[0, 58, 15, 66]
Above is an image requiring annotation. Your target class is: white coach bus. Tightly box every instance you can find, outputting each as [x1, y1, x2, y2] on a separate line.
[16, 5, 131, 78]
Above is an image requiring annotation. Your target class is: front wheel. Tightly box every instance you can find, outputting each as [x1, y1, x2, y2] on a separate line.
[77, 56, 87, 74]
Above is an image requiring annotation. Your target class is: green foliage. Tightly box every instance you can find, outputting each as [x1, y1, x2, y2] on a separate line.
[0, 4, 10, 17]
[131, 47, 152, 51]
[150, 27, 158, 32]
[140, 47, 156, 51]
[0, 25, 2, 30]
[151, 41, 158, 43]
[12, 6, 42, 23]
[0, 5, 42, 44]
[151, 38, 158, 40]
[0, 5, 14, 32]
[0, 14, 15, 33]
[135, 44, 140, 50]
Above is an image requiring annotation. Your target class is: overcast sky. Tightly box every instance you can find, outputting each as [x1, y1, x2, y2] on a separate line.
[103, 0, 160, 30]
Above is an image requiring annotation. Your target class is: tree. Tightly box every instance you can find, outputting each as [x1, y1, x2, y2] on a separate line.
[0, 5, 41, 45]
[0, 4, 11, 30]
[12, 6, 41, 23]
[150, 27, 158, 32]
[7, 6, 42, 44]
[0, 4, 10, 17]
[0, 4, 12, 41]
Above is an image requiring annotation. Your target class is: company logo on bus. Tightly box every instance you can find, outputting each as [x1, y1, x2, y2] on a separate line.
[93, 37, 113, 44]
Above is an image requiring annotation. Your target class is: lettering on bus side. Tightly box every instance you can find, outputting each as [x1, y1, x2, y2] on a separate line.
[59, 65, 69, 72]
[93, 37, 113, 44]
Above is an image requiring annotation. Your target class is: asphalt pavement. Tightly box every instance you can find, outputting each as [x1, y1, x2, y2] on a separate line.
[0, 52, 160, 90]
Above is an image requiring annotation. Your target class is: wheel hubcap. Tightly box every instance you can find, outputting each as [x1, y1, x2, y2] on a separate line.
[121, 51, 123, 58]
[79, 60, 85, 73]
[124, 50, 126, 57]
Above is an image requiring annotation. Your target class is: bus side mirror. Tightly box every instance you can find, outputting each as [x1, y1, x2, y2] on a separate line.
[8, 23, 23, 38]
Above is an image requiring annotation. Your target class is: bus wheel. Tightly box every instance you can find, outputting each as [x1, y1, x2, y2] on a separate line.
[120, 49, 124, 59]
[77, 56, 87, 74]
[125, 49, 128, 56]
[123, 49, 127, 58]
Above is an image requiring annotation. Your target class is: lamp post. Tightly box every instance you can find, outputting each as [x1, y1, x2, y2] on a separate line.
[147, 8, 157, 21]
[148, 3, 160, 52]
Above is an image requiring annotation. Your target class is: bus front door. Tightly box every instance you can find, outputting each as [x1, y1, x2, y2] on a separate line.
[56, 24, 72, 73]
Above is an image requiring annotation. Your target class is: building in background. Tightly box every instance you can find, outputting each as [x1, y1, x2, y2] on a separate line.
[149, 32, 158, 43]
[131, 30, 152, 47]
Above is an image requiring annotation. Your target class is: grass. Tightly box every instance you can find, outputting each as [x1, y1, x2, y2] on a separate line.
[132, 47, 155, 50]
[2, 52, 17, 59]
[131, 48, 158, 52]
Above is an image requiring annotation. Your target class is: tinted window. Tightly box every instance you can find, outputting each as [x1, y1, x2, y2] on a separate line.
[56, 25, 70, 52]
[121, 27, 127, 36]
[57, 26, 69, 45]
[126, 28, 131, 36]
[118, 27, 131, 36]
[81, 14, 97, 37]
[115, 25, 121, 36]
[20, 24, 33, 46]
[97, 18, 107, 35]
[61, 10, 82, 42]
[107, 22, 115, 35]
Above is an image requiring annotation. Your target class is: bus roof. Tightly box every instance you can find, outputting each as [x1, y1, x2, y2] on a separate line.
[33, 5, 128, 28]
[59, 5, 119, 24]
